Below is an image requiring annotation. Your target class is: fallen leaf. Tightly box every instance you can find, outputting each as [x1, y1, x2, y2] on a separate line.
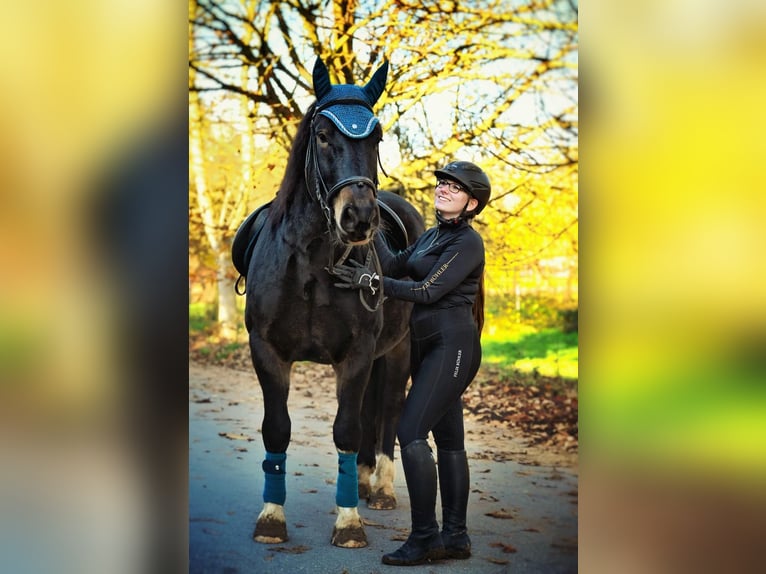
[218, 432, 253, 442]
[490, 541, 518, 553]
[267, 545, 311, 554]
[190, 517, 226, 524]
[485, 509, 514, 519]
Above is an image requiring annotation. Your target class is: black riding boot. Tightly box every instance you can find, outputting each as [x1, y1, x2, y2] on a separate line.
[382, 440, 446, 566]
[438, 448, 471, 559]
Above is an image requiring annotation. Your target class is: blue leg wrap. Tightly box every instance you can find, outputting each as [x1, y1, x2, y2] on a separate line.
[336, 451, 359, 508]
[262, 451, 286, 505]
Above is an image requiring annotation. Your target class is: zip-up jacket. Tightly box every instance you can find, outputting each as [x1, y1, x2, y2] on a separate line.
[375, 218, 484, 309]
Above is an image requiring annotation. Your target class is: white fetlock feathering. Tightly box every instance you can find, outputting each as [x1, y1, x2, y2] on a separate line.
[357, 463, 373, 492]
[373, 453, 396, 496]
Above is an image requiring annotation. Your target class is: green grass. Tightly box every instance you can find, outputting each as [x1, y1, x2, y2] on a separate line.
[215, 341, 246, 361]
[190, 302, 215, 333]
[482, 326, 578, 380]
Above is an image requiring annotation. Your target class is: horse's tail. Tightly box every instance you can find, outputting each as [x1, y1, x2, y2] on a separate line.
[473, 269, 485, 337]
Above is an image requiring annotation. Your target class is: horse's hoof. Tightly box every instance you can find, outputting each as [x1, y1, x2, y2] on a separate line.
[367, 492, 396, 510]
[331, 525, 368, 548]
[253, 517, 288, 544]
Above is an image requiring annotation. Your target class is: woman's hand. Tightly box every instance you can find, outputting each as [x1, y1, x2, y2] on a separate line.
[328, 260, 381, 295]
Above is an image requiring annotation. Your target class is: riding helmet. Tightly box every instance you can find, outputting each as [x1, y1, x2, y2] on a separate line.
[434, 160, 491, 214]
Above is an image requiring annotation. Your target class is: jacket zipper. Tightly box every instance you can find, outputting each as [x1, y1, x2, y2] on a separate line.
[417, 228, 440, 254]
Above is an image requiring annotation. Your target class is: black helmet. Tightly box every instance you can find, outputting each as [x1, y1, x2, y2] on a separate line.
[434, 160, 491, 215]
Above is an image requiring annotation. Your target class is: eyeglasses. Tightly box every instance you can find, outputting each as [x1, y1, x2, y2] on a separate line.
[435, 179, 466, 195]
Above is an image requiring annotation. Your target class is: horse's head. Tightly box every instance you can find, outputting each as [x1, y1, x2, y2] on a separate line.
[306, 57, 389, 245]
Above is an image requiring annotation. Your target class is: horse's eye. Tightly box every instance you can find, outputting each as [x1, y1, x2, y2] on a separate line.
[317, 131, 329, 145]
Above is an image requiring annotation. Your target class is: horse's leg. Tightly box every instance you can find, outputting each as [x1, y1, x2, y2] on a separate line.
[357, 358, 385, 503]
[369, 335, 409, 510]
[330, 355, 375, 548]
[250, 336, 292, 544]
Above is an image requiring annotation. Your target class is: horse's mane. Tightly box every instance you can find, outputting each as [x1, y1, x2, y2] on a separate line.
[269, 102, 317, 227]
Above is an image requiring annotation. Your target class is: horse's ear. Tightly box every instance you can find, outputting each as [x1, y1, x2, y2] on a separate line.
[363, 60, 389, 106]
[313, 57, 332, 101]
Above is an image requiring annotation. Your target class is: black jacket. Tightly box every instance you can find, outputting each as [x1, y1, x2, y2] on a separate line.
[375, 218, 484, 309]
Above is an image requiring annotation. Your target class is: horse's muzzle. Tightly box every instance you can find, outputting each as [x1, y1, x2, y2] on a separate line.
[333, 181, 380, 244]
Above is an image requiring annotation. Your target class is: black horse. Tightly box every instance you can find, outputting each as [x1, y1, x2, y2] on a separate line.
[233, 58, 424, 548]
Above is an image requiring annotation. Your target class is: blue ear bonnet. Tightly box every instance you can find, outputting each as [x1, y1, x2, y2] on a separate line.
[312, 58, 388, 139]
[316, 85, 379, 139]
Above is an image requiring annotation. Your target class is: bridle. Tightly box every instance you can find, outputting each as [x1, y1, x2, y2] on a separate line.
[304, 98, 385, 312]
[304, 98, 379, 233]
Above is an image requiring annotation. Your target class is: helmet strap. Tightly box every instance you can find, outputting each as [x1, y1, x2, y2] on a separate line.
[436, 209, 471, 226]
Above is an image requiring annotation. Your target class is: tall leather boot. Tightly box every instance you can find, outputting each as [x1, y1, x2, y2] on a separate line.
[381, 440, 446, 566]
[438, 448, 471, 559]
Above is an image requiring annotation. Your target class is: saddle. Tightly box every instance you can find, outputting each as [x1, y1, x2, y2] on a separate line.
[231, 198, 408, 294]
[231, 201, 272, 294]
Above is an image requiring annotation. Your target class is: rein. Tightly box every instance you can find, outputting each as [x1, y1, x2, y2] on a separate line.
[327, 242, 384, 313]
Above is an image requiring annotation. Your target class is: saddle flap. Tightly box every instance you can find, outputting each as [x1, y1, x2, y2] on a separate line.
[231, 201, 272, 278]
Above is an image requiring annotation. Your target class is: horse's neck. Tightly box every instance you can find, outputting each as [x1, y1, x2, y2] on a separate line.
[281, 182, 331, 248]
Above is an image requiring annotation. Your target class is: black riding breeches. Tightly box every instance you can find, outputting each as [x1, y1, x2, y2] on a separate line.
[397, 305, 481, 451]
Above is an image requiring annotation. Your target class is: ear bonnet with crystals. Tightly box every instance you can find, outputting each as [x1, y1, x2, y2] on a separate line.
[312, 58, 389, 139]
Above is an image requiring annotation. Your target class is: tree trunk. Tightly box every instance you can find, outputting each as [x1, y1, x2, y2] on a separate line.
[190, 103, 239, 338]
[189, 4, 238, 338]
[216, 250, 239, 339]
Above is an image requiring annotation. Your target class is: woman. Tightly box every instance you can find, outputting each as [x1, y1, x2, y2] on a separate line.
[332, 160, 491, 566]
